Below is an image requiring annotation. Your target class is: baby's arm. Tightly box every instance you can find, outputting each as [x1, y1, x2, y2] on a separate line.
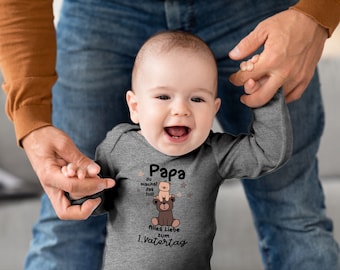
[214, 89, 292, 180]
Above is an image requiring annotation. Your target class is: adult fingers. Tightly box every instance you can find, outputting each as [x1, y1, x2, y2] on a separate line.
[50, 189, 102, 220]
[229, 27, 267, 61]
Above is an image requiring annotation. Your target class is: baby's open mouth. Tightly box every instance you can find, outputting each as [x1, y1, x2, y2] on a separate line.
[165, 126, 190, 139]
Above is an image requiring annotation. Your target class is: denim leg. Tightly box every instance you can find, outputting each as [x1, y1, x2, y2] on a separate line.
[25, 1, 166, 269]
[190, 0, 339, 269]
[241, 73, 340, 270]
[25, 195, 108, 270]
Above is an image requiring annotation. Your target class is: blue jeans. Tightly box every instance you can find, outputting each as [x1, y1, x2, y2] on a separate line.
[25, 0, 339, 269]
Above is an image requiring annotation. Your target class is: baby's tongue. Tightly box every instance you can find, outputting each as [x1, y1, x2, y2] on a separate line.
[166, 126, 187, 137]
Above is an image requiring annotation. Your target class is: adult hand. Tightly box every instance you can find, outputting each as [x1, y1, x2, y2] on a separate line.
[22, 126, 115, 220]
[229, 9, 328, 108]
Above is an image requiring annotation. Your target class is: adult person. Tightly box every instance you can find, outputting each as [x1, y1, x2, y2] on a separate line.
[0, 0, 339, 269]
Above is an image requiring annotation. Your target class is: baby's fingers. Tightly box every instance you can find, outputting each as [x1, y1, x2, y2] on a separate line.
[240, 54, 260, 72]
[61, 163, 77, 177]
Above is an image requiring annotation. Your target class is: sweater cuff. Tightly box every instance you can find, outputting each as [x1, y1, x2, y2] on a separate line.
[14, 104, 53, 147]
[2, 76, 55, 146]
[290, 0, 340, 37]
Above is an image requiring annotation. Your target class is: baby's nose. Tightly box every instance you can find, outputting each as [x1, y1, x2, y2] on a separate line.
[171, 100, 191, 116]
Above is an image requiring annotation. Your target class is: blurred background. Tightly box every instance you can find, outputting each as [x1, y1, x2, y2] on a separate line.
[0, 1, 339, 269]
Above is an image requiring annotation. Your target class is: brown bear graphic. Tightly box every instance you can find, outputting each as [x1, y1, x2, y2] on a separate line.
[151, 195, 180, 228]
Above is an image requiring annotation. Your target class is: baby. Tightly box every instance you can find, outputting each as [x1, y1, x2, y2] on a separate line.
[63, 30, 292, 269]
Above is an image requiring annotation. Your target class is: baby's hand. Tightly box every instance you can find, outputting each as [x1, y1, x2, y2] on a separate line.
[240, 54, 259, 72]
[62, 163, 89, 180]
[62, 163, 101, 199]
[239, 54, 265, 96]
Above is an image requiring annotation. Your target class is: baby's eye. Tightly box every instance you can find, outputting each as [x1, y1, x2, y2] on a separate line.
[191, 97, 204, 103]
[156, 95, 170, 100]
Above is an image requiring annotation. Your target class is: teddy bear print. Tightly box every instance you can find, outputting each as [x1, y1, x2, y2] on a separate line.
[151, 181, 180, 227]
[157, 181, 171, 202]
[152, 196, 180, 227]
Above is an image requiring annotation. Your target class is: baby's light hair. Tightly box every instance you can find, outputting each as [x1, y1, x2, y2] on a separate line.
[132, 30, 217, 90]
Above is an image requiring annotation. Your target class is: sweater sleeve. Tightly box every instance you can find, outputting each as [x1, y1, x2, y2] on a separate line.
[0, 0, 57, 146]
[290, 0, 340, 36]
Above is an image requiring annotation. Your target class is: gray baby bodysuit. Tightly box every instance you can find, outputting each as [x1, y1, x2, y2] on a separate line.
[91, 90, 292, 269]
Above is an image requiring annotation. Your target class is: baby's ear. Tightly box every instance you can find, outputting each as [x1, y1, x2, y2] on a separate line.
[214, 98, 221, 114]
[126, 90, 139, 124]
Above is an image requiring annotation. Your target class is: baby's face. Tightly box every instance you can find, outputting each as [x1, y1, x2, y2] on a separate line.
[127, 49, 220, 156]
